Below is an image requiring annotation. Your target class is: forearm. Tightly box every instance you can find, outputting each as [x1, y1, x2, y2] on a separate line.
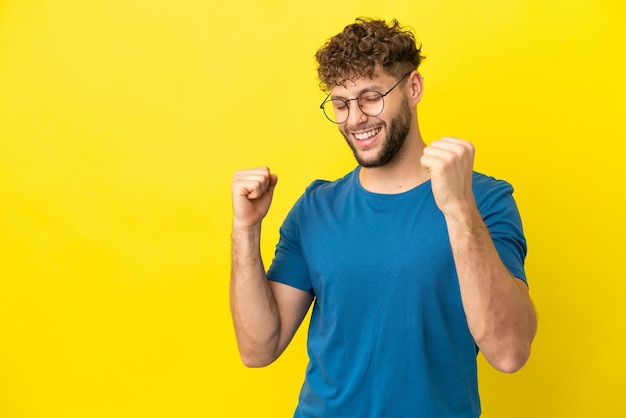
[445, 205, 537, 373]
[230, 224, 281, 367]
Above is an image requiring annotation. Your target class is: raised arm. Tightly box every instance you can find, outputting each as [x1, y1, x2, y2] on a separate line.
[420, 138, 537, 373]
[230, 167, 313, 368]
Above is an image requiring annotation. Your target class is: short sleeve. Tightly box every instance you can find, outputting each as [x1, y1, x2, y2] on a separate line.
[266, 195, 315, 295]
[474, 174, 528, 284]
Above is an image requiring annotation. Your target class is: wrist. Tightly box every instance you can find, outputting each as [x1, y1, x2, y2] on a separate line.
[441, 201, 482, 231]
[232, 220, 263, 236]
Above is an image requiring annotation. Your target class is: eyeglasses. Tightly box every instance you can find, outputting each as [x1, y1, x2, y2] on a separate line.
[319, 71, 412, 124]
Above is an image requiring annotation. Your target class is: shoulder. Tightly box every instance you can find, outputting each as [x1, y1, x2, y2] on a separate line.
[284, 169, 357, 223]
[471, 171, 524, 224]
[472, 171, 515, 205]
[299, 168, 357, 201]
[472, 171, 514, 192]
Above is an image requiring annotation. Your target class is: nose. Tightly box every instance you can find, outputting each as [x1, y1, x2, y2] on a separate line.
[345, 99, 367, 125]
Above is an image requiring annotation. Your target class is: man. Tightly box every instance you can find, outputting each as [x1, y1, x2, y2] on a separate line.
[230, 17, 536, 418]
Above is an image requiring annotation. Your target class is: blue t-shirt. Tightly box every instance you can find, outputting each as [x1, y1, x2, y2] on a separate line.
[267, 167, 527, 418]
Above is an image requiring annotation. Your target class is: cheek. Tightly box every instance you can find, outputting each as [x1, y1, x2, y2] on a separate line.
[338, 125, 351, 140]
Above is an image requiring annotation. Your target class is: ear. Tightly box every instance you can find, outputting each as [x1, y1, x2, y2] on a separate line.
[407, 71, 424, 106]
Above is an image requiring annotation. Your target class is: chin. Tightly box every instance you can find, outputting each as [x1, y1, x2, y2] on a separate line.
[356, 153, 387, 168]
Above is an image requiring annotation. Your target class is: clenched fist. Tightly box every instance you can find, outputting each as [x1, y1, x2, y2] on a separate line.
[231, 167, 278, 229]
[420, 137, 476, 216]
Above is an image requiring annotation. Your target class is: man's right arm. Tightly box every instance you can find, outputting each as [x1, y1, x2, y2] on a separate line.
[230, 167, 313, 367]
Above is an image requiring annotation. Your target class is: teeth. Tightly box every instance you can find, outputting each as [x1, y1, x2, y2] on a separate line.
[355, 128, 380, 140]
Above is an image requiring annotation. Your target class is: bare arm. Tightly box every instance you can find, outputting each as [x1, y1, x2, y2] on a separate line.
[421, 138, 537, 373]
[230, 167, 313, 367]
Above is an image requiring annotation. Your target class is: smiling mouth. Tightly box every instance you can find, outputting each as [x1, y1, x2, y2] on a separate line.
[354, 127, 381, 141]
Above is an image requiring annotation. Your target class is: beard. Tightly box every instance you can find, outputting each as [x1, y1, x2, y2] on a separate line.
[341, 97, 412, 168]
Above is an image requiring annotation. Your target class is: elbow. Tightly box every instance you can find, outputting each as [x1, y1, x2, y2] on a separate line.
[492, 353, 529, 374]
[477, 326, 535, 373]
[479, 311, 537, 373]
[239, 349, 279, 368]
[233, 326, 283, 368]
[487, 343, 532, 374]
[240, 355, 274, 368]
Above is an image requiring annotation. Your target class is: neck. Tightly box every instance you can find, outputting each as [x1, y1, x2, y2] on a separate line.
[358, 127, 429, 194]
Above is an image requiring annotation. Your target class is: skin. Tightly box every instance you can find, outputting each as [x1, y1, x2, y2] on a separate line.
[339, 94, 412, 169]
[230, 68, 537, 372]
[230, 168, 313, 367]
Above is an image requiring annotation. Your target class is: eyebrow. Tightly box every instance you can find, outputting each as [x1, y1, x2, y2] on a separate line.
[331, 84, 386, 100]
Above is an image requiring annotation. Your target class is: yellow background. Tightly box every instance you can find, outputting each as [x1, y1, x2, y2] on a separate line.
[1, 0, 625, 417]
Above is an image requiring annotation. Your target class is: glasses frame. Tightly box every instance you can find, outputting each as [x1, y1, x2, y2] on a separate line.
[319, 71, 413, 124]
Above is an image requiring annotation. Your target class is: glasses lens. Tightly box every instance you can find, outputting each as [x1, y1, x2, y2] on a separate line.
[358, 92, 384, 117]
[322, 99, 349, 124]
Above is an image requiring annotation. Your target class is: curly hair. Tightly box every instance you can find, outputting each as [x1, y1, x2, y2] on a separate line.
[315, 17, 425, 91]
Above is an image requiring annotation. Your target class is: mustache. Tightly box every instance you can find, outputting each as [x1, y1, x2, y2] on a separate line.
[343, 122, 384, 133]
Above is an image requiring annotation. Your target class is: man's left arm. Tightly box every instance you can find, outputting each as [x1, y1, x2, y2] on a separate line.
[421, 137, 537, 373]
